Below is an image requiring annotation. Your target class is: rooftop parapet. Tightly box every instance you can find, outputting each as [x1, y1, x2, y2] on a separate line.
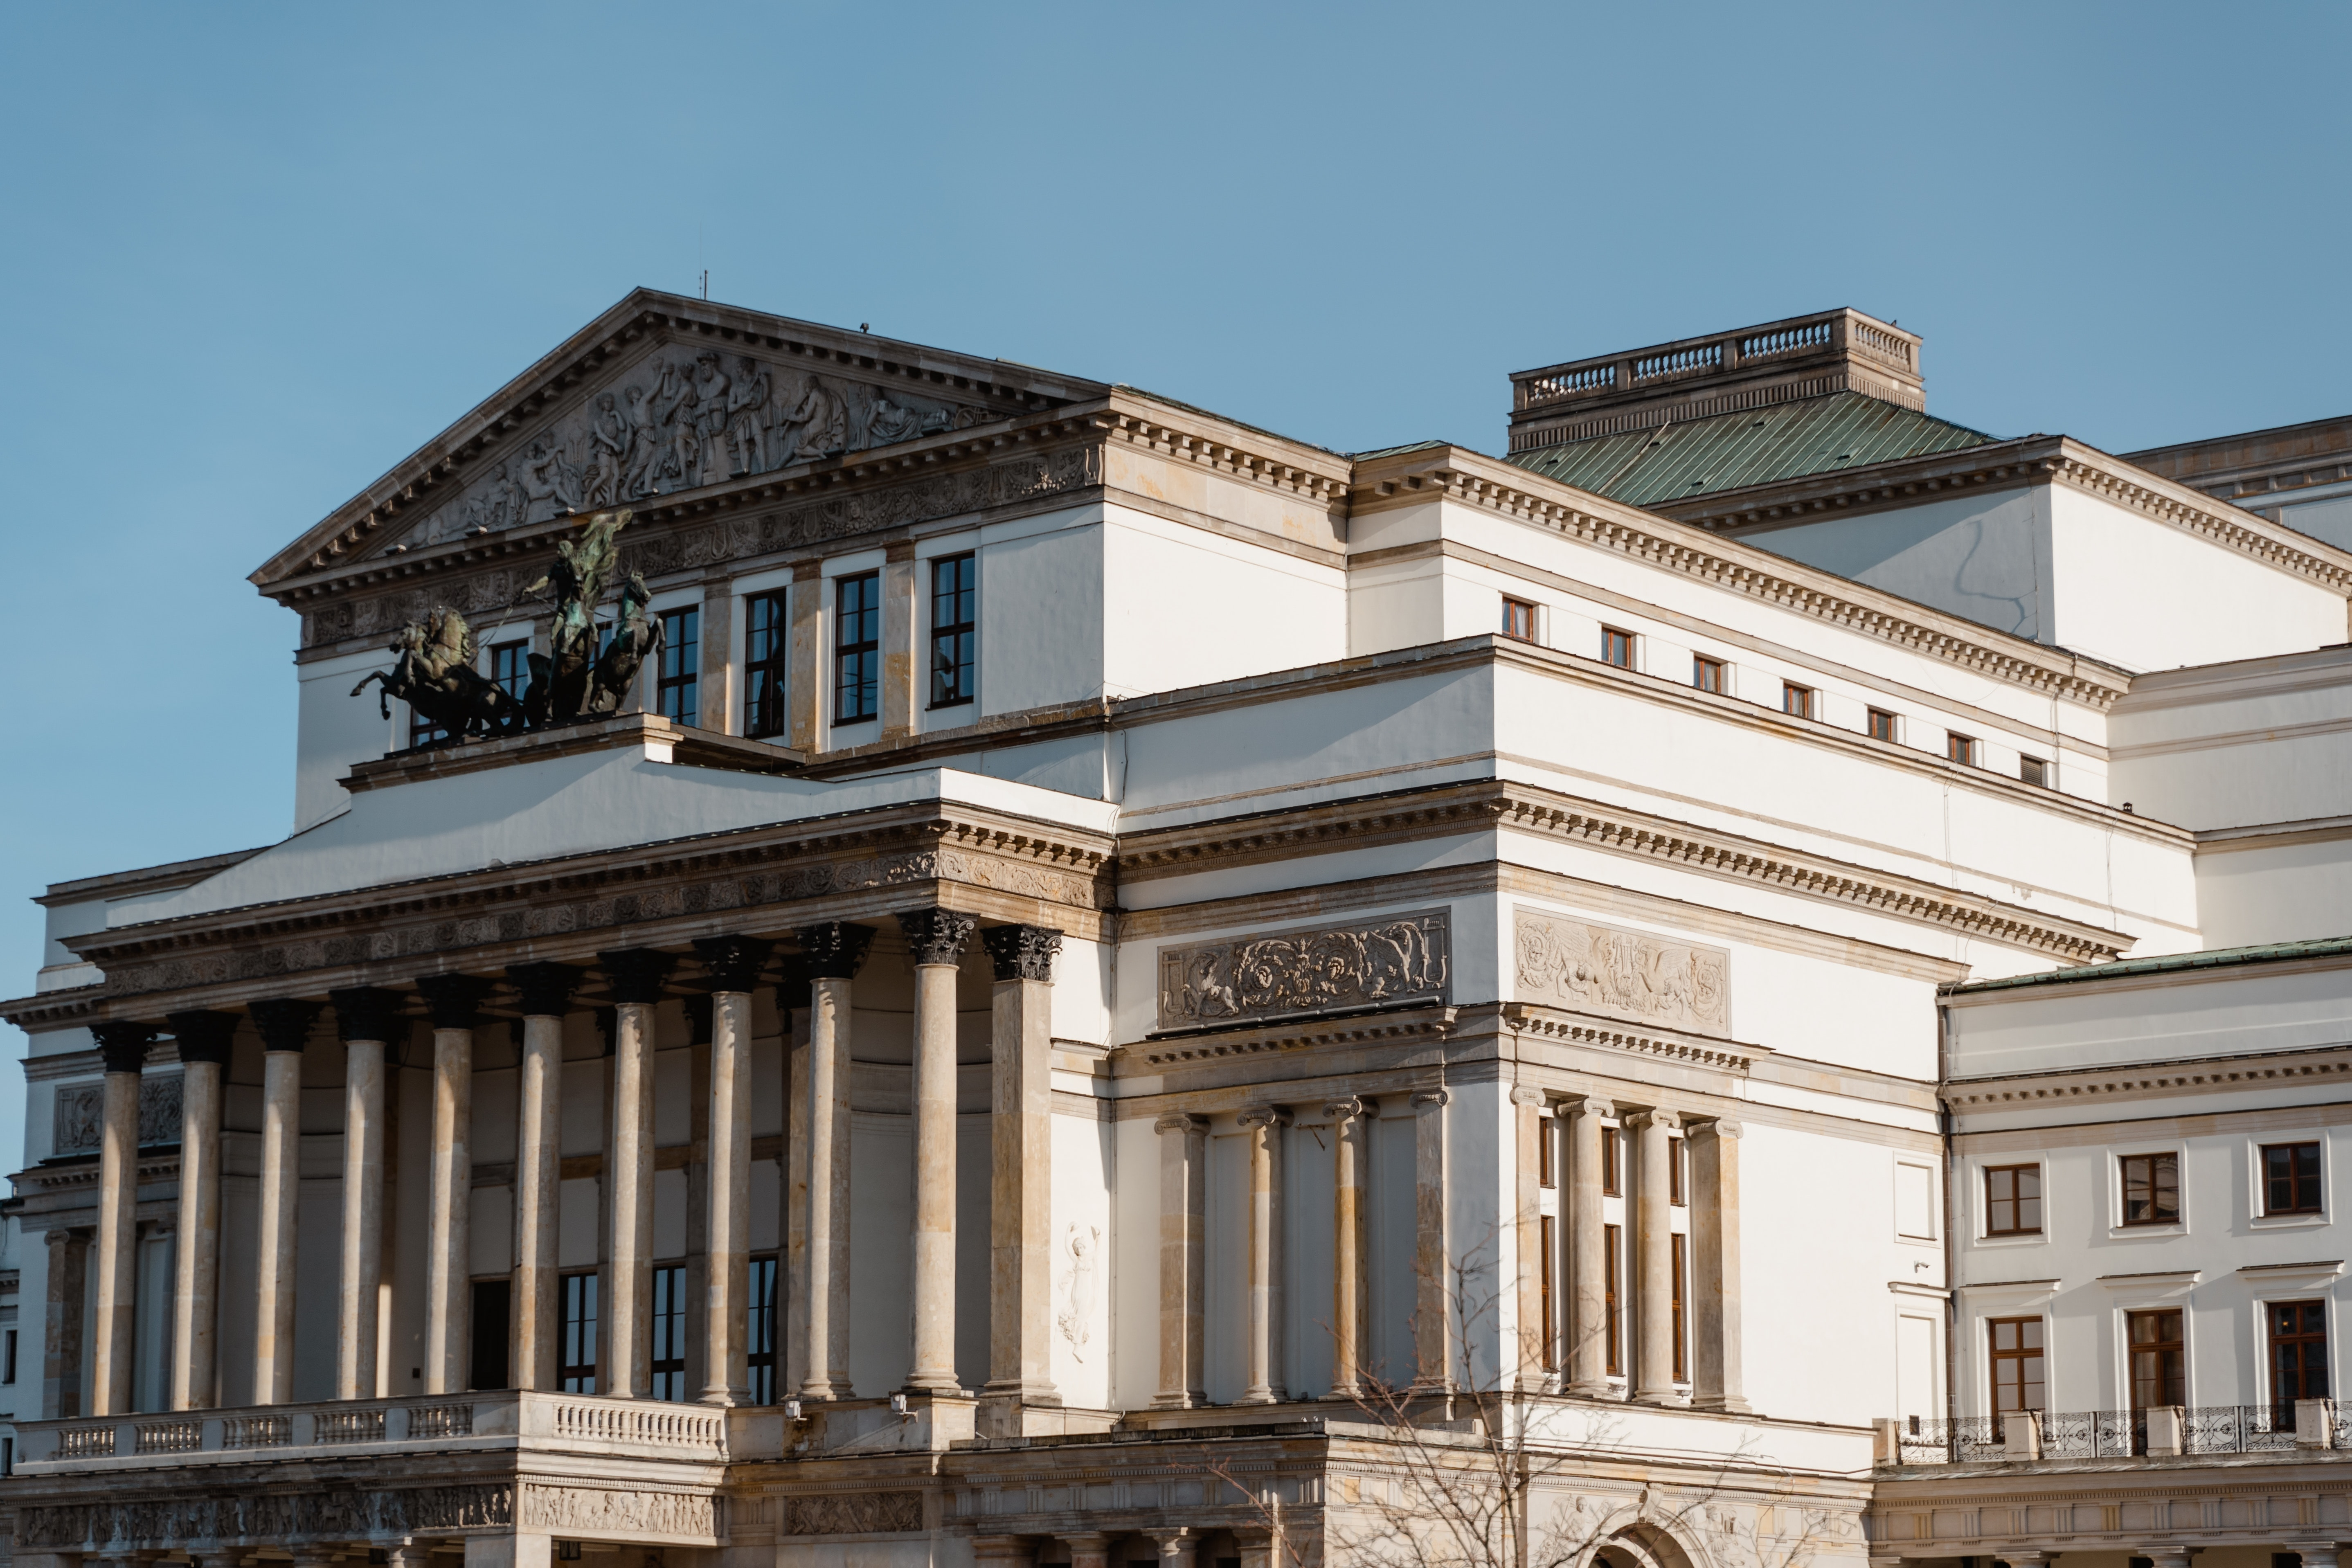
[1508, 307, 1925, 453]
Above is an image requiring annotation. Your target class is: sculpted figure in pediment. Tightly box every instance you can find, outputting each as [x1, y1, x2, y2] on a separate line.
[725, 354, 771, 475]
[518, 439, 584, 524]
[776, 373, 848, 466]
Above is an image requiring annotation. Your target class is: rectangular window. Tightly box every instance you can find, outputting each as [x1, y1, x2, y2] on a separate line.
[656, 606, 700, 725]
[2120, 1152, 2181, 1226]
[2020, 754, 2048, 788]
[4, 1327, 16, 1384]
[560, 1272, 599, 1394]
[2128, 1308, 2185, 1410]
[743, 590, 791, 739]
[1602, 1126, 1621, 1195]
[748, 1254, 779, 1406]
[1782, 682, 1815, 719]
[835, 572, 881, 724]
[490, 640, 530, 705]
[1603, 1222, 1623, 1376]
[931, 554, 977, 707]
[1671, 1231, 1688, 1383]
[1501, 596, 1536, 642]
[1988, 1316, 2045, 1416]
[2264, 1142, 2323, 1215]
[1947, 732, 1979, 767]
[1669, 1136, 1686, 1206]
[2271, 1300, 2328, 1412]
[1600, 627, 1633, 669]
[1693, 655, 1727, 694]
[1539, 1215, 1557, 1371]
[1867, 707, 1898, 742]
[1538, 1114, 1556, 1189]
[469, 1278, 511, 1391]
[651, 1263, 688, 1401]
[410, 702, 447, 749]
[1985, 1164, 2043, 1236]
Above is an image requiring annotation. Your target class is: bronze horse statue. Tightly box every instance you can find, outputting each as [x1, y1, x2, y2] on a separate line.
[349, 606, 524, 744]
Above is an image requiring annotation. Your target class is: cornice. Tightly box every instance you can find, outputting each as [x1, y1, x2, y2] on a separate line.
[1653, 434, 2352, 596]
[255, 289, 1104, 589]
[1501, 1001, 1764, 1074]
[1119, 1002, 1460, 1070]
[1943, 1042, 2352, 1113]
[1350, 445, 2131, 709]
[1121, 776, 2135, 964]
[1097, 391, 1354, 509]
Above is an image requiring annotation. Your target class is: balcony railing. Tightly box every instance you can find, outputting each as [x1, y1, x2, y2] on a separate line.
[18, 1389, 728, 1474]
[1885, 1402, 2344, 1466]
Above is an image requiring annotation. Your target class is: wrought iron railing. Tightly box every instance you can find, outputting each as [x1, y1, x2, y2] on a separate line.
[1895, 1404, 2314, 1465]
[2039, 1408, 2143, 1459]
[2183, 1404, 2298, 1454]
[1895, 1413, 2000, 1465]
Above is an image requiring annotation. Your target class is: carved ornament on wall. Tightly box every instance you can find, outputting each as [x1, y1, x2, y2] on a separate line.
[20, 1483, 514, 1548]
[1512, 909, 1730, 1035]
[781, 1492, 924, 1536]
[519, 1483, 719, 1539]
[1156, 909, 1450, 1030]
[51, 1075, 183, 1156]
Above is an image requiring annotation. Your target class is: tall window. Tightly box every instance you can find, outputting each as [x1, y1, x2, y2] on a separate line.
[743, 590, 790, 739]
[1601, 1126, 1621, 1195]
[1782, 682, 1815, 719]
[1693, 655, 1727, 694]
[748, 1255, 779, 1405]
[2264, 1142, 2323, 1215]
[1538, 1117, 1556, 1188]
[1501, 596, 1535, 642]
[560, 1272, 599, 1393]
[657, 606, 699, 725]
[1538, 1215, 1557, 1372]
[1988, 1317, 2045, 1415]
[1867, 707, 1898, 742]
[2271, 1300, 2328, 1412]
[4, 1327, 17, 1384]
[835, 572, 881, 725]
[931, 554, 977, 708]
[1670, 1231, 1688, 1382]
[1985, 1164, 2043, 1236]
[2128, 1308, 2185, 1409]
[651, 1264, 687, 1400]
[2120, 1152, 2181, 1225]
[470, 1278, 511, 1390]
[1947, 732, 1980, 767]
[490, 640, 530, 705]
[1600, 628, 1633, 669]
[1603, 1222, 1623, 1376]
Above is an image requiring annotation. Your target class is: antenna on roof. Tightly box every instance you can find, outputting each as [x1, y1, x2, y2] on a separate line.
[700, 270, 709, 301]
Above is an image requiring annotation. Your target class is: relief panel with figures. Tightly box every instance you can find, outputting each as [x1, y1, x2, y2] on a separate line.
[1512, 908, 1731, 1035]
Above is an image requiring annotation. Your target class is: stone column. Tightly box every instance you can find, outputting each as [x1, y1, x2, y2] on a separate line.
[1234, 1528, 1278, 1568]
[164, 1011, 236, 1410]
[416, 973, 491, 1397]
[981, 924, 1061, 1430]
[599, 949, 673, 1400]
[1146, 1531, 1197, 1568]
[1325, 1096, 1373, 1401]
[1411, 1087, 1451, 1393]
[1153, 1112, 1208, 1408]
[86, 1021, 153, 1417]
[2289, 1547, 2338, 1568]
[695, 936, 770, 1405]
[1238, 1105, 1291, 1404]
[1062, 1535, 1114, 1568]
[795, 922, 871, 1399]
[1688, 1118, 1749, 1413]
[43, 1226, 90, 1418]
[1566, 1096, 1615, 1395]
[899, 908, 975, 1393]
[971, 1539, 1036, 1568]
[505, 965, 578, 1393]
[776, 959, 810, 1399]
[1512, 1083, 1548, 1392]
[879, 543, 920, 740]
[248, 999, 321, 1406]
[330, 988, 399, 1402]
[1627, 1107, 1681, 1404]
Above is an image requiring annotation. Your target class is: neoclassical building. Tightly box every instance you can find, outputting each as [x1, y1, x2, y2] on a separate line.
[9, 295, 2352, 1568]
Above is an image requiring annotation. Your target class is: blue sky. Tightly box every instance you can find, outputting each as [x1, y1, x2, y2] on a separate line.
[2, 1, 2347, 1171]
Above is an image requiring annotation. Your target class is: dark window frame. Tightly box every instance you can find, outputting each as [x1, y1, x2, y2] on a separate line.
[656, 605, 700, 726]
[651, 1262, 689, 1402]
[1538, 1214, 1557, 1371]
[489, 639, 530, 706]
[2271, 1298, 2328, 1413]
[1538, 1113, 1556, 1189]
[1669, 1136, 1686, 1206]
[559, 1270, 600, 1394]
[1985, 1163, 2044, 1237]
[2263, 1141, 2323, 1216]
[1671, 1231, 1688, 1382]
[1989, 1315, 2046, 1416]
[747, 1253, 779, 1406]
[1501, 596, 1536, 642]
[930, 553, 978, 709]
[469, 1276, 512, 1392]
[743, 589, 791, 739]
[834, 571, 882, 726]
[1693, 655, 1727, 694]
[1603, 1222, 1623, 1376]
[1601, 1125, 1621, 1196]
[1867, 707, 1898, 742]
[1782, 682, 1816, 719]
[1600, 627, 1634, 669]
[1947, 731, 1980, 767]
[2120, 1152, 2181, 1226]
[2128, 1307, 2185, 1411]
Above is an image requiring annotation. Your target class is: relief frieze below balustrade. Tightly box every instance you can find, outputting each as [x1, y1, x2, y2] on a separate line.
[90, 842, 1108, 1002]
[20, 1483, 515, 1549]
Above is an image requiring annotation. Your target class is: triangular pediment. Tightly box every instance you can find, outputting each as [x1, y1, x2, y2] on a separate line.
[254, 289, 1106, 586]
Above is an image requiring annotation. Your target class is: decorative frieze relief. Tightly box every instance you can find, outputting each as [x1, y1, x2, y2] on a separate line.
[1513, 910, 1729, 1035]
[52, 1075, 183, 1155]
[518, 1483, 720, 1539]
[92, 843, 1107, 1001]
[20, 1483, 513, 1548]
[1156, 910, 1449, 1030]
[782, 1492, 925, 1536]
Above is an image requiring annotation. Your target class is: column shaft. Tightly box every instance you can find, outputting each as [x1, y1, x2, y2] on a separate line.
[254, 1044, 304, 1404]
[167, 1011, 234, 1411]
[336, 1037, 386, 1400]
[1630, 1107, 1681, 1404]
[511, 1013, 565, 1391]
[1411, 1088, 1450, 1392]
[800, 974, 857, 1396]
[43, 1228, 89, 1418]
[1690, 1118, 1749, 1412]
[87, 1026, 150, 1418]
[701, 987, 756, 1403]
[424, 1024, 475, 1394]
[1326, 1098, 1371, 1400]
[983, 925, 1061, 1422]
[1239, 1107, 1290, 1403]
[781, 980, 811, 1399]
[786, 559, 824, 751]
[1566, 1097, 1615, 1396]
[1153, 1113, 1207, 1407]
[902, 909, 974, 1393]
[1512, 1084, 1548, 1392]
[606, 1000, 657, 1398]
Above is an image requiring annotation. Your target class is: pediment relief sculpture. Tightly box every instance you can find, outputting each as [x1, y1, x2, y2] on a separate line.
[387, 342, 1004, 558]
[1513, 908, 1730, 1035]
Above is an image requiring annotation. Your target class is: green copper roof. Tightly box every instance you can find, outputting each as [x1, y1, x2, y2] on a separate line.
[1508, 391, 1996, 507]
[1945, 934, 2352, 996]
